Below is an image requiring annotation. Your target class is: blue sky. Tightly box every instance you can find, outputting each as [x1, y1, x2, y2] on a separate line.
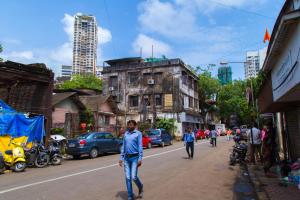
[0, 0, 285, 79]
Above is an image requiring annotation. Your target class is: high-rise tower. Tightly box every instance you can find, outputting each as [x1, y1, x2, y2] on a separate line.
[73, 14, 98, 75]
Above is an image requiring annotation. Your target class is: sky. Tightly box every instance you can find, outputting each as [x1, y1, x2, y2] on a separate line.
[0, 0, 285, 79]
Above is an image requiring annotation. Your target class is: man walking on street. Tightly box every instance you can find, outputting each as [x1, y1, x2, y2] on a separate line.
[247, 122, 262, 164]
[183, 127, 196, 159]
[119, 120, 144, 200]
[210, 128, 218, 147]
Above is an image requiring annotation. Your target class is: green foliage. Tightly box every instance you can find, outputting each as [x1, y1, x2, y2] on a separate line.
[155, 118, 177, 133]
[217, 80, 256, 125]
[58, 74, 102, 91]
[79, 109, 94, 130]
[198, 71, 220, 101]
[137, 122, 152, 133]
[51, 128, 64, 135]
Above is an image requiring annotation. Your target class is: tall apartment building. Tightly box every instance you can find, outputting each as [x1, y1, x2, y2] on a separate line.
[102, 57, 202, 137]
[244, 48, 267, 79]
[73, 14, 98, 75]
[61, 65, 72, 77]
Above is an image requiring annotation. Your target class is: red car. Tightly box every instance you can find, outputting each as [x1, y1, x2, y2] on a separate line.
[142, 134, 152, 149]
[196, 129, 206, 139]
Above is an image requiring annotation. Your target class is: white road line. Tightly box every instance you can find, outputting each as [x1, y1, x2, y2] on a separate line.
[0, 140, 211, 195]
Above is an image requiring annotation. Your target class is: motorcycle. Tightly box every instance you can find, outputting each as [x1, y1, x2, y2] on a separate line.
[25, 142, 50, 168]
[0, 139, 26, 172]
[229, 136, 248, 165]
[48, 140, 63, 165]
[0, 152, 5, 174]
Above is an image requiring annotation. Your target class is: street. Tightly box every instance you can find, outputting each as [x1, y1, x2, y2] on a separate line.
[0, 137, 256, 200]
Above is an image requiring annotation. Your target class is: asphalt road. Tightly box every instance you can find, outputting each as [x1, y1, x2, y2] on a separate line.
[0, 137, 255, 200]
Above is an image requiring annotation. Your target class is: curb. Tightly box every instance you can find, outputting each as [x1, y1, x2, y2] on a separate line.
[247, 165, 270, 200]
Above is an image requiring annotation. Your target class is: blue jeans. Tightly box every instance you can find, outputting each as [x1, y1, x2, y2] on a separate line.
[124, 156, 143, 199]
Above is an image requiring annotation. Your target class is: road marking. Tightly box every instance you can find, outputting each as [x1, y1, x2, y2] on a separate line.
[0, 140, 211, 195]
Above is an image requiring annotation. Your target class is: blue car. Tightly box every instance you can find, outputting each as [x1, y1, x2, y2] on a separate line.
[66, 132, 123, 159]
[146, 129, 173, 147]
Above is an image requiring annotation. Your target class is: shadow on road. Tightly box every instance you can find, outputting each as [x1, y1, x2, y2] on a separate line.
[115, 191, 128, 200]
[232, 163, 258, 200]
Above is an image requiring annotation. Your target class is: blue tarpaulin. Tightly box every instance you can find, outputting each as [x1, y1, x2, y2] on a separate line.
[0, 100, 45, 143]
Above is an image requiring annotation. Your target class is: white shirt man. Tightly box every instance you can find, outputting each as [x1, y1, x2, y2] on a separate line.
[247, 127, 261, 144]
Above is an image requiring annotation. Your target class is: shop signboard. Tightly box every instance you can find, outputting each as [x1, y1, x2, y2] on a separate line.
[271, 26, 300, 101]
[164, 94, 173, 108]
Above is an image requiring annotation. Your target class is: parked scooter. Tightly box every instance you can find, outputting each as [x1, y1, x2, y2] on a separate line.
[0, 139, 26, 172]
[48, 140, 62, 165]
[25, 142, 50, 168]
[229, 136, 248, 165]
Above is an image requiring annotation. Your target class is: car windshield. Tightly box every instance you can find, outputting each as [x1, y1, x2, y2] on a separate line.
[76, 133, 90, 139]
[147, 130, 160, 136]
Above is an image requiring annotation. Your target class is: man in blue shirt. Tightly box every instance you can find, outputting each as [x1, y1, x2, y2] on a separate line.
[119, 120, 143, 200]
[210, 128, 218, 147]
[183, 127, 196, 159]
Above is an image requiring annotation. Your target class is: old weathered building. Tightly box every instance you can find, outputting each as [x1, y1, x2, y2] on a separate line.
[0, 61, 54, 141]
[102, 57, 202, 137]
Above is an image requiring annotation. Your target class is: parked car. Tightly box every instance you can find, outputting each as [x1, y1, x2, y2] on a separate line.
[196, 129, 206, 139]
[66, 132, 122, 159]
[142, 134, 152, 149]
[146, 129, 173, 147]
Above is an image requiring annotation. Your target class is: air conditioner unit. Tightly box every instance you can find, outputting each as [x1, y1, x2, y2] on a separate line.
[147, 79, 155, 85]
[109, 87, 115, 91]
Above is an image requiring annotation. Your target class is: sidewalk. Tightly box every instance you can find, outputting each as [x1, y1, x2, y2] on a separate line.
[248, 164, 300, 200]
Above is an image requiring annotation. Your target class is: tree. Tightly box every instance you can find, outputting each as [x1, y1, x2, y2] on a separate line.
[58, 74, 102, 91]
[197, 71, 220, 125]
[155, 118, 177, 135]
[0, 43, 3, 62]
[217, 80, 255, 126]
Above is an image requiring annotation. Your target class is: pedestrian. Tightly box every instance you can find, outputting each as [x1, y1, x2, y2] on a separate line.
[247, 122, 262, 164]
[183, 127, 196, 159]
[226, 129, 232, 141]
[119, 120, 144, 200]
[204, 128, 210, 139]
[210, 128, 218, 147]
[262, 123, 277, 176]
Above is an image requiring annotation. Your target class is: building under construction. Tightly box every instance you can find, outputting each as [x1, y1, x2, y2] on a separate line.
[218, 66, 232, 85]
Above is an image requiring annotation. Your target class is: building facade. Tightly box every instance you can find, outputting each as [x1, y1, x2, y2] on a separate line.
[73, 14, 98, 75]
[258, 0, 300, 161]
[244, 48, 267, 79]
[61, 65, 72, 77]
[102, 57, 202, 137]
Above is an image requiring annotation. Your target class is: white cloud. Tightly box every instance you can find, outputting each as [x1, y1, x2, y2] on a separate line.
[61, 14, 74, 41]
[8, 51, 34, 60]
[98, 26, 112, 44]
[50, 42, 73, 64]
[132, 34, 171, 57]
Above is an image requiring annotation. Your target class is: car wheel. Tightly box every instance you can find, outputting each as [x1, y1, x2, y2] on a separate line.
[147, 143, 152, 149]
[161, 142, 165, 147]
[89, 148, 98, 159]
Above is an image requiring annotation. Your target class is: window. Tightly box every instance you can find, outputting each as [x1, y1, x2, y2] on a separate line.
[129, 96, 139, 107]
[143, 73, 151, 85]
[143, 95, 151, 106]
[155, 94, 162, 106]
[189, 97, 194, 108]
[104, 133, 114, 139]
[104, 116, 110, 125]
[154, 72, 163, 84]
[109, 76, 118, 88]
[128, 72, 139, 85]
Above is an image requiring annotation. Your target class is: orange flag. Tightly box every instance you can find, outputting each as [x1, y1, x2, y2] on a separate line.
[263, 29, 271, 43]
